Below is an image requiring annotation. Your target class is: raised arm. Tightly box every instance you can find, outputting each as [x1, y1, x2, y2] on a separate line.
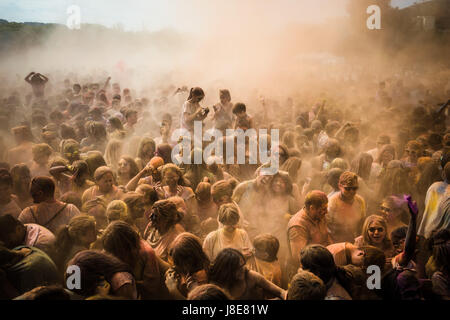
[24, 72, 35, 84]
[401, 195, 418, 266]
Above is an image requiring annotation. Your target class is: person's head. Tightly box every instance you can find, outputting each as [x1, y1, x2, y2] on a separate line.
[404, 140, 422, 164]
[338, 171, 359, 201]
[324, 139, 342, 160]
[107, 117, 124, 132]
[299, 244, 336, 284]
[85, 151, 107, 178]
[137, 137, 156, 161]
[376, 144, 396, 165]
[361, 215, 391, 248]
[10, 164, 31, 193]
[232, 102, 246, 117]
[125, 109, 138, 125]
[61, 139, 80, 164]
[150, 199, 180, 232]
[327, 168, 344, 192]
[187, 284, 231, 300]
[135, 184, 159, 207]
[102, 221, 141, 268]
[380, 195, 410, 225]
[168, 232, 210, 275]
[253, 234, 279, 262]
[0, 214, 27, 248]
[304, 190, 328, 221]
[57, 214, 97, 250]
[195, 181, 212, 203]
[270, 170, 293, 195]
[32, 143, 53, 166]
[93, 166, 115, 194]
[161, 163, 183, 188]
[280, 156, 302, 182]
[376, 135, 391, 149]
[390, 226, 407, 255]
[209, 248, 247, 288]
[85, 121, 107, 141]
[187, 87, 205, 103]
[350, 153, 373, 181]
[118, 156, 139, 178]
[0, 169, 13, 204]
[106, 200, 128, 225]
[30, 176, 55, 203]
[219, 89, 231, 104]
[327, 242, 365, 267]
[287, 270, 326, 300]
[154, 143, 173, 164]
[218, 203, 240, 233]
[66, 250, 131, 298]
[211, 180, 234, 206]
[360, 245, 386, 273]
[122, 192, 145, 220]
[330, 158, 349, 171]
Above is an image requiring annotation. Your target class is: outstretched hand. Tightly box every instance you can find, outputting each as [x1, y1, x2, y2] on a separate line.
[404, 194, 418, 218]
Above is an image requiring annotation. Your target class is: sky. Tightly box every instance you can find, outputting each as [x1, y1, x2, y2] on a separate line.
[0, 0, 430, 33]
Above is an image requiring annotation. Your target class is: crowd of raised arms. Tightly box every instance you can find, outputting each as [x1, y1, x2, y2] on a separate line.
[0, 68, 449, 301]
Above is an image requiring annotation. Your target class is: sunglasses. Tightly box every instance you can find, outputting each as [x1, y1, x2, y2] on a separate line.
[380, 206, 391, 213]
[344, 186, 358, 191]
[368, 227, 384, 233]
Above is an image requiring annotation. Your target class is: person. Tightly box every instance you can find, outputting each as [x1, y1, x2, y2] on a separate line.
[366, 134, 391, 161]
[50, 214, 97, 272]
[0, 214, 55, 254]
[212, 89, 233, 133]
[379, 195, 409, 234]
[326, 168, 343, 198]
[0, 169, 22, 218]
[326, 242, 365, 267]
[102, 221, 170, 299]
[203, 203, 253, 261]
[116, 156, 139, 186]
[370, 144, 396, 181]
[81, 166, 123, 207]
[417, 162, 450, 240]
[29, 143, 52, 178]
[194, 181, 217, 221]
[123, 109, 138, 136]
[287, 270, 327, 300]
[0, 244, 61, 299]
[122, 192, 146, 235]
[187, 284, 231, 300]
[7, 126, 34, 166]
[180, 87, 208, 132]
[69, 160, 96, 198]
[126, 156, 164, 191]
[105, 200, 129, 225]
[299, 244, 353, 300]
[144, 199, 184, 261]
[250, 234, 282, 288]
[164, 232, 210, 298]
[211, 179, 247, 229]
[288, 190, 332, 266]
[208, 248, 286, 300]
[354, 215, 395, 261]
[66, 250, 137, 300]
[232, 102, 254, 131]
[327, 171, 366, 243]
[155, 164, 195, 210]
[428, 229, 450, 300]
[10, 164, 34, 209]
[18, 176, 81, 234]
[80, 121, 108, 153]
[135, 137, 156, 171]
[24, 72, 49, 99]
[104, 139, 124, 173]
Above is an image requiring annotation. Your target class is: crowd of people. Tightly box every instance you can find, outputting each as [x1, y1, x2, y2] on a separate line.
[0, 67, 449, 300]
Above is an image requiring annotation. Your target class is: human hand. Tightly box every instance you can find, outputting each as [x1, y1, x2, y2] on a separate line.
[165, 269, 180, 293]
[404, 194, 418, 218]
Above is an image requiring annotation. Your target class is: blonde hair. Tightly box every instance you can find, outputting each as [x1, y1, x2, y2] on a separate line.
[104, 139, 123, 172]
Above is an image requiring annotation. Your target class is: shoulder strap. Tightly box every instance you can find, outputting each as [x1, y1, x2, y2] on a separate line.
[43, 203, 68, 228]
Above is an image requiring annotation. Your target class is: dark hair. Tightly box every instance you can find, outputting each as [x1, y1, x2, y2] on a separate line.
[187, 87, 204, 101]
[102, 221, 141, 269]
[19, 285, 71, 300]
[169, 232, 210, 276]
[287, 270, 326, 300]
[120, 156, 139, 178]
[327, 168, 344, 190]
[187, 284, 231, 300]
[390, 226, 408, 245]
[85, 152, 107, 178]
[66, 250, 132, 297]
[271, 170, 293, 195]
[0, 214, 24, 248]
[108, 117, 124, 130]
[122, 192, 144, 220]
[304, 190, 328, 209]
[31, 176, 55, 198]
[232, 103, 246, 115]
[209, 248, 246, 290]
[152, 199, 180, 227]
[360, 245, 386, 272]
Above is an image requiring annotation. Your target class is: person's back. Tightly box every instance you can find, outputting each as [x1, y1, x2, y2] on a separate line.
[2, 246, 61, 298]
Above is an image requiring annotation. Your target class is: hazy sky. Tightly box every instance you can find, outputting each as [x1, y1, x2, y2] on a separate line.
[0, 0, 428, 33]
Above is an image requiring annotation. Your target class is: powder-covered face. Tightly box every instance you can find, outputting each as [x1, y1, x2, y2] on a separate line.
[368, 221, 386, 244]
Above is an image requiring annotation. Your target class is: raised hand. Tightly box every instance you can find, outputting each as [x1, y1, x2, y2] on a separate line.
[404, 194, 418, 218]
